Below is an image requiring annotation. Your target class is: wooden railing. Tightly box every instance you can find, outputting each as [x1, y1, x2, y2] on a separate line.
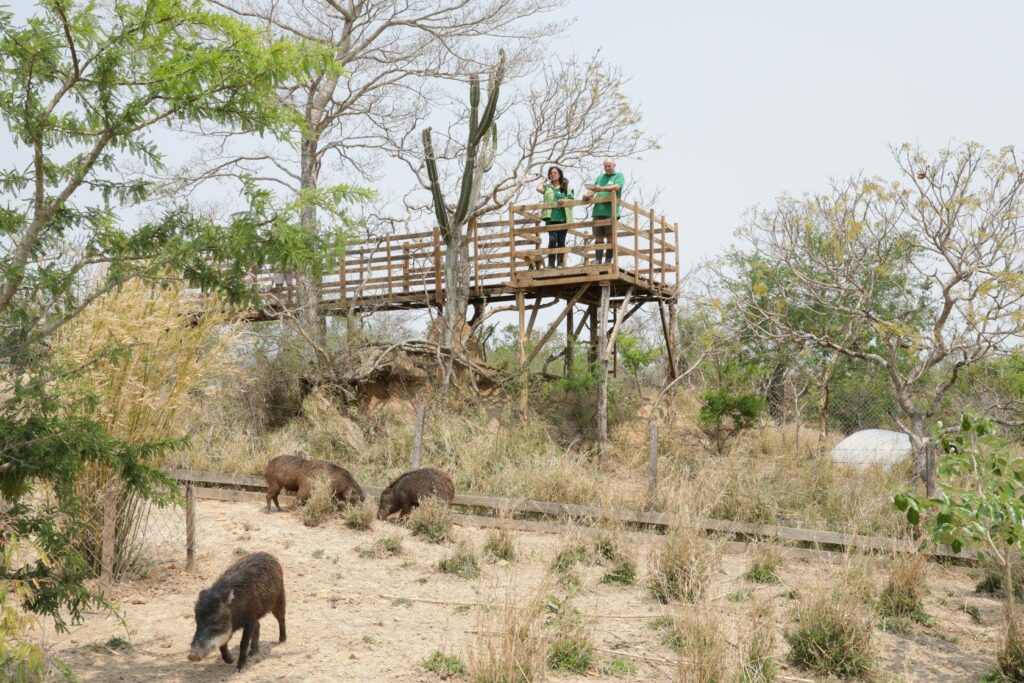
[507, 193, 678, 288]
[241, 193, 678, 311]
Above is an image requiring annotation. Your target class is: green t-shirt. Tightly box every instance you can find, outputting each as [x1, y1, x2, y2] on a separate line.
[591, 171, 625, 218]
[543, 184, 574, 224]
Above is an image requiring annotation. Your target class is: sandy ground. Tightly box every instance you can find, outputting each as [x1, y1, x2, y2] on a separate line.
[46, 498, 1003, 682]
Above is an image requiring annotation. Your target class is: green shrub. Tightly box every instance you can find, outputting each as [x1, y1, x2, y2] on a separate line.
[785, 593, 874, 678]
[744, 544, 781, 585]
[423, 650, 467, 678]
[482, 528, 516, 562]
[438, 542, 480, 579]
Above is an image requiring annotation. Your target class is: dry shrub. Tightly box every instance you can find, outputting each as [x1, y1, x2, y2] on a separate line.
[409, 496, 454, 543]
[671, 607, 730, 683]
[744, 543, 781, 585]
[483, 528, 517, 563]
[738, 600, 778, 683]
[302, 388, 367, 457]
[999, 609, 1024, 681]
[54, 279, 241, 578]
[544, 597, 594, 674]
[344, 498, 376, 531]
[877, 553, 928, 623]
[467, 582, 549, 683]
[438, 541, 480, 579]
[785, 589, 875, 678]
[650, 521, 720, 604]
[300, 476, 336, 528]
[357, 533, 403, 559]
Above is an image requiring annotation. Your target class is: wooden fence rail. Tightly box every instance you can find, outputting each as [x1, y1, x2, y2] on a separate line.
[165, 468, 969, 561]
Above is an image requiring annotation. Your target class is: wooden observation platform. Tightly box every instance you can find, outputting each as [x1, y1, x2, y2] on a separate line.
[238, 193, 681, 378]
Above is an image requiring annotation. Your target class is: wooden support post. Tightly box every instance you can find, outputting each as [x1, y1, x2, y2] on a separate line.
[660, 215, 667, 282]
[648, 209, 656, 283]
[647, 423, 659, 511]
[403, 244, 410, 293]
[432, 226, 442, 304]
[339, 254, 348, 312]
[524, 286, 590, 367]
[386, 235, 393, 303]
[508, 206, 517, 283]
[597, 283, 610, 462]
[610, 192, 619, 274]
[472, 217, 479, 295]
[412, 405, 426, 469]
[517, 291, 527, 414]
[565, 306, 574, 376]
[633, 208, 640, 276]
[185, 481, 197, 571]
[673, 222, 680, 280]
[587, 305, 598, 366]
[659, 300, 678, 381]
[100, 489, 116, 587]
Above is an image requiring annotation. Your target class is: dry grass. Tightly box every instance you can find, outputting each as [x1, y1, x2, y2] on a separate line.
[649, 519, 720, 604]
[467, 582, 549, 683]
[738, 600, 778, 683]
[744, 543, 782, 585]
[785, 588, 875, 678]
[544, 596, 594, 674]
[877, 553, 929, 626]
[343, 498, 376, 531]
[437, 541, 480, 579]
[409, 496, 454, 544]
[999, 609, 1024, 681]
[301, 476, 336, 528]
[54, 279, 242, 579]
[671, 607, 730, 683]
[483, 528, 517, 563]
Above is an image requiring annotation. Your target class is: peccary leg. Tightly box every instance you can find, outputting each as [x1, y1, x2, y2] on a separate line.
[236, 623, 253, 671]
[296, 481, 311, 507]
[266, 483, 281, 511]
[219, 643, 234, 664]
[274, 591, 287, 643]
[249, 620, 260, 656]
[400, 498, 413, 518]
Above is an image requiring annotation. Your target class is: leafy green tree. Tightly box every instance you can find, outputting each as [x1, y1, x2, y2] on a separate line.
[616, 332, 660, 397]
[698, 388, 765, 454]
[895, 414, 1024, 677]
[0, 0, 345, 672]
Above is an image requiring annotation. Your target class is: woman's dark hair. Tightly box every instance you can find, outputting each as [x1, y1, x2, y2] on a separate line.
[547, 165, 569, 194]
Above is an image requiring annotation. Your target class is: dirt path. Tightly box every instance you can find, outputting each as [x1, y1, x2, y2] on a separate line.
[48, 499, 1000, 682]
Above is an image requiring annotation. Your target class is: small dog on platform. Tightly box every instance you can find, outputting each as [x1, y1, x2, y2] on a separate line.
[523, 252, 544, 270]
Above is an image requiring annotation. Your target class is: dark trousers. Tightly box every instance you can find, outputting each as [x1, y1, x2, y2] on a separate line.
[547, 223, 567, 267]
[592, 221, 612, 264]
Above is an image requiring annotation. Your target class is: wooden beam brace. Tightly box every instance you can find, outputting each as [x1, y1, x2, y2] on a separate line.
[525, 296, 542, 339]
[604, 287, 634, 358]
[524, 285, 591, 367]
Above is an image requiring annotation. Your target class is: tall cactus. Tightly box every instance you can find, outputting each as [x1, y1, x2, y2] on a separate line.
[421, 50, 506, 377]
[422, 49, 506, 241]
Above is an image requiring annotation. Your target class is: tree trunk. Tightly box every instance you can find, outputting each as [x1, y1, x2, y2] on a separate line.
[440, 226, 470, 390]
[297, 132, 326, 357]
[816, 354, 840, 456]
[597, 284, 610, 462]
[765, 363, 787, 423]
[908, 413, 928, 482]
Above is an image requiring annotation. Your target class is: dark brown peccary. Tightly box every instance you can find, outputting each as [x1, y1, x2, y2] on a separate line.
[265, 455, 364, 511]
[377, 467, 455, 520]
[188, 552, 286, 672]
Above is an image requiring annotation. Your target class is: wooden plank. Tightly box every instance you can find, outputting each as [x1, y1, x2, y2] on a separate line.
[605, 287, 633, 357]
[523, 285, 590, 366]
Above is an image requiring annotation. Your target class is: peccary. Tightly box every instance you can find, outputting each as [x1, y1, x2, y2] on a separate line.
[377, 467, 455, 520]
[264, 454, 364, 511]
[188, 552, 286, 672]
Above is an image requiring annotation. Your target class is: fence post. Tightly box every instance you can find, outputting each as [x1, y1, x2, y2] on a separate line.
[411, 405, 426, 469]
[925, 441, 937, 499]
[647, 423, 659, 511]
[185, 481, 197, 572]
[100, 489, 116, 587]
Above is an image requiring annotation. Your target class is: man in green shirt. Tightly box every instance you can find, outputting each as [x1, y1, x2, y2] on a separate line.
[582, 158, 625, 264]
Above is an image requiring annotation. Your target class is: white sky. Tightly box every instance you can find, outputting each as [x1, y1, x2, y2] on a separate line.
[4, 0, 1022, 336]
[547, 0, 1021, 270]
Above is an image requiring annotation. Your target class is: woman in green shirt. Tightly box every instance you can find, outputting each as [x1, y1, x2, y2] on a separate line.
[535, 165, 574, 267]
